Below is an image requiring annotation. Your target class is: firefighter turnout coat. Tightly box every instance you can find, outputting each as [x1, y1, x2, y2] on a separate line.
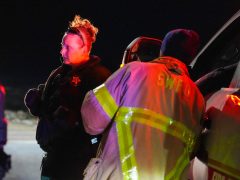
[81, 57, 205, 180]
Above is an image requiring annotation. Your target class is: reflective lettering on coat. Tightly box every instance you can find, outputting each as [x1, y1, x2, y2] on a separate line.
[175, 78, 183, 93]
[157, 73, 165, 86]
[183, 84, 191, 97]
[157, 73, 190, 96]
[165, 76, 174, 89]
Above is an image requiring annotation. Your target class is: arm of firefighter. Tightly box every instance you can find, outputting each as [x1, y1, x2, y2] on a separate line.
[81, 90, 112, 135]
[81, 64, 131, 135]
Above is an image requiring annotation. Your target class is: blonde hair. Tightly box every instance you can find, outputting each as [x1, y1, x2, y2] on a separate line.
[69, 15, 98, 43]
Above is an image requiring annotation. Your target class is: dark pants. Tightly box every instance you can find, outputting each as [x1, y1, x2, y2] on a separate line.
[41, 151, 90, 180]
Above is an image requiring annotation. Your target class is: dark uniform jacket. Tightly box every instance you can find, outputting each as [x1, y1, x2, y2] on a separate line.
[24, 55, 111, 180]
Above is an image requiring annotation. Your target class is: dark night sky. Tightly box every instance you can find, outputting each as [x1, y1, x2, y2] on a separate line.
[0, 0, 240, 88]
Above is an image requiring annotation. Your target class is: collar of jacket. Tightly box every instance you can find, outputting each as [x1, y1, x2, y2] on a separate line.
[61, 55, 101, 73]
[151, 56, 190, 76]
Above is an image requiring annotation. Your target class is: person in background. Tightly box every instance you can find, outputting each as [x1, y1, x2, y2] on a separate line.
[24, 15, 111, 180]
[0, 83, 11, 179]
[81, 29, 205, 179]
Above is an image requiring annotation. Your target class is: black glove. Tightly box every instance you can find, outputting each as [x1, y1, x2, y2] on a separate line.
[24, 88, 42, 116]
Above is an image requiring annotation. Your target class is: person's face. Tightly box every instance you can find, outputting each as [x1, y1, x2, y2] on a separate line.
[60, 32, 91, 65]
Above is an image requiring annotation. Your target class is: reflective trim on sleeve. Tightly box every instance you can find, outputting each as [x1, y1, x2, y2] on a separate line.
[93, 84, 119, 119]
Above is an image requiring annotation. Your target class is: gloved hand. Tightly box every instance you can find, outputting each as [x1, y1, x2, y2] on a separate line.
[190, 110, 212, 162]
[24, 88, 42, 116]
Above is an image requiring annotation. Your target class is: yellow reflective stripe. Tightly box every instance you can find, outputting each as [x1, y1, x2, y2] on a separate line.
[93, 84, 138, 179]
[117, 107, 195, 152]
[93, 84, 118, 119]
[165, 148, 189, 180]
[92, 85, 195, 179]
[116, 115, 138, 180]
[208, 158, 240, 179]
[115, 107, 195, 179]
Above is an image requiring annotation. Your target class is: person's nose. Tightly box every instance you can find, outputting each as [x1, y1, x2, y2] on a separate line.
[60, 47, 65, 56]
